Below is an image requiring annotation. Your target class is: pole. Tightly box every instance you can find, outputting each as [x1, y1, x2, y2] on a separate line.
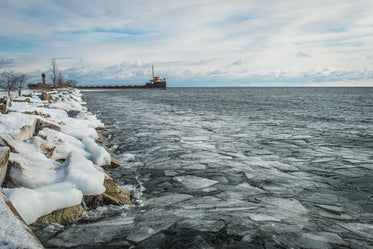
[152, 65, 154, 79]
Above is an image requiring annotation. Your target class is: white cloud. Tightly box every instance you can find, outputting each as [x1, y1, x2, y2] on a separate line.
[0, 0, 372, 86]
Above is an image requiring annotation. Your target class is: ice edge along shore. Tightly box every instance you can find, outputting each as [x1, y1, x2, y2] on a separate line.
[0, 88, 130, 249]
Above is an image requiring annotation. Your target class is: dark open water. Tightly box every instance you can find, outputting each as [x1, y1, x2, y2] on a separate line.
[35, 87, 373, 248]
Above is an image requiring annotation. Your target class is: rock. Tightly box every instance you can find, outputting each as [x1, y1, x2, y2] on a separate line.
[17, 124, 38, 141]
[3, 151, 62, 189]
[28, 136, 56, 158]
[0, 135, 21, 153]
[35, 119, 62, 135]
[5, 116, 38, 141]
[13, 98, 31, 103]
[0, 97, 11, 114]
[0, 103, 7, 114]
[67, 110, 88, 119]
[101, 157, 123, 170]
[96, 126, 113, 131]
[103, 145, 116, 156]
[83, 194, 105, 209]
[111, 157, 124, 168]
[84, 177, 131, 208]
[0, 190, 44, 248]
[95, 134, 105, 144]
[40, 92, 53, 101]
[103, 177, 131, 205]
[31, 204, 84, 226]
[0, 97, 7, 104]
[22, 110, 51, 118]
[0, 147, 10, 186]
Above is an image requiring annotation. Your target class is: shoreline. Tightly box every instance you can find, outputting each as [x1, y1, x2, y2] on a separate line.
[0, 88, 130, 248]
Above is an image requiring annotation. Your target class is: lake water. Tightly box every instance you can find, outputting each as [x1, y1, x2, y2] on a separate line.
[35, 87, 373, 248]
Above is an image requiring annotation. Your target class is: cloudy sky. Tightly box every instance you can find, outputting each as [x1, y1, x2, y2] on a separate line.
[1, 0, 373, 87]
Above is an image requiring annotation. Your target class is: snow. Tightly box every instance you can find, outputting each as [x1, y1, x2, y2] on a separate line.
[0, 88, 110, 229]
[38, 128, 90, 160]
[65, 151, 106, 195]
[82, 137, 111, 166]
[4, 182, 83, 224]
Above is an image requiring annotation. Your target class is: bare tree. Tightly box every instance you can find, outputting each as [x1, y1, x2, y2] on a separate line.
[50, 58, 58, 87]
[65, 79, 78, 87]
[16, 73, 28, 96]
[0, 72, 29, 96]
[0, 71, 18, 96]
[57, 71, 64, 87]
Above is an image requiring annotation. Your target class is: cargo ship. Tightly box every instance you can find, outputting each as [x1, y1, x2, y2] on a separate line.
[77, 65, 166, 90]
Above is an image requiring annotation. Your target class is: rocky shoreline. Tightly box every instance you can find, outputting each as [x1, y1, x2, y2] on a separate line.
[0, 88, 131, 248]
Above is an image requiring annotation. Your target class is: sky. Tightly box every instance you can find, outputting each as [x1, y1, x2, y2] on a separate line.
[1, 0, 373, 87]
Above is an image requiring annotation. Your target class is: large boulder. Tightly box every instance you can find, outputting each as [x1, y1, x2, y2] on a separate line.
[4, 152, 63, 189]
[22, 110, 51, 118]
[28, 136, 56, 158]
[0, 113, 39, 141]
[0, 190, 44, 248]
[102, 177, 131, 205]
[1, 135, 55, 159]
[35, 119, 62, 135]
[67, 110, 88, 120]
[40, 92, 53, 101]
[13, 98, 31, 103]
[31, 204, 84, 226]
[0, 97, 10, 114]
[0, 103, 7, 114]
[84, 177, 131, 208]
[0, 147, 10, 186]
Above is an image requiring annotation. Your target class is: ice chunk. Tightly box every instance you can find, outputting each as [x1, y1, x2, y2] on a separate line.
[127, 220, 174, 243]
[179, 219, 225, 232]
[297, 232, 345, 248]
[318, 210, 352, 220]
[145, 193, 193, 207]
[174, 175, 218, 189]
[183, 164, 207, 170]
[337, 223, 373, 239]
[235, 182, 265, 195]
[65, 151, 106, 195]
[118, 153, 137, 162]
[4, 182, 83, 224]
[315, 204, 344, 214]
[248, 213, 281, 222]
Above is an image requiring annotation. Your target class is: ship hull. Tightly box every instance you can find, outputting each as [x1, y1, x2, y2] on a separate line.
[77, 82, 166, 90]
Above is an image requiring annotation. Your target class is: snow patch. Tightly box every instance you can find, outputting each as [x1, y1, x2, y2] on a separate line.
[4, 182, 83, 225]
[65, 151, 106, 195]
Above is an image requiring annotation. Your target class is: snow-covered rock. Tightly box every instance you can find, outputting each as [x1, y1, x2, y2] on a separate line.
[0, 147, 9, 186]
[6, 152, 64, 189]
[0, 190, 44, 249]
[0, 112, 38, 141]
[4, 182, 83, 224]
[67, 110, 88, 119]
[64, 151, 106, 196]
[0, 88, 128, 234]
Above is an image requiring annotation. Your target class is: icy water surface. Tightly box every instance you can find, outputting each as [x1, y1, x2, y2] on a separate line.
[35, 87, 373, 248]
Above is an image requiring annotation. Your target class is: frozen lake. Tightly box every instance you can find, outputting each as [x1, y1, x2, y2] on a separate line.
[34, 87, 373, 248]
